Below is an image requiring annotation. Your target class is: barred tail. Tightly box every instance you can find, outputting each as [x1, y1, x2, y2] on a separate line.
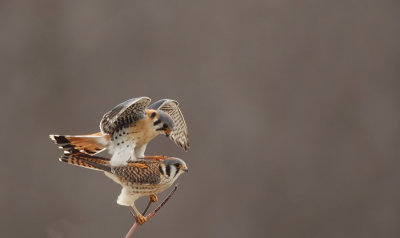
[49, 132, 110, 155]
[59, 152, 111, 172]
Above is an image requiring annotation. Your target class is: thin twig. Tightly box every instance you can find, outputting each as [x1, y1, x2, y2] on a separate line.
[124, 219, 139, 237]
[124, 185, 179, 238]
[142, 199, 153, 216]
[147, 185, 178, 219]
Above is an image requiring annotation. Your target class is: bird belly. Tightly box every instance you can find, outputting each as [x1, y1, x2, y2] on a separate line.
[125, 182, 170, 195]
[116, 183, 170, 206]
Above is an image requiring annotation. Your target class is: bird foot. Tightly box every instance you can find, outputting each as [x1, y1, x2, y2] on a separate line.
[135, 214, 147, 225]
[149, 194, 158, 203]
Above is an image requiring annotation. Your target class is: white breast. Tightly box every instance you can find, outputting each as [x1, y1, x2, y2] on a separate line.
[108, 127, 137, 166]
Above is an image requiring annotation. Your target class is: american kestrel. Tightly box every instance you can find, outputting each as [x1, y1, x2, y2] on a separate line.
[50, 97, 189, 166]
[60, 152, 188, 224]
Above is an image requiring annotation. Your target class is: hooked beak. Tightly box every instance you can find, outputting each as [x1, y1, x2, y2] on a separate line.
[164, 127, 171, 137]
[181, 165, 189, 173]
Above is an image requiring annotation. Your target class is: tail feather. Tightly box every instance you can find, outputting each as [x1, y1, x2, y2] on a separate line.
[50, 132, 110, 155]
[59, 152, 111, 172]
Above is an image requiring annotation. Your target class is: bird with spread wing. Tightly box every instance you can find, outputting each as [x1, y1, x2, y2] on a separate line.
[50, 97, 189, 166]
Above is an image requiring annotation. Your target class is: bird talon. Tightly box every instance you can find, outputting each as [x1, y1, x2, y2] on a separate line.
[135, 214, 147, 225]
[149, 194, 158, 203]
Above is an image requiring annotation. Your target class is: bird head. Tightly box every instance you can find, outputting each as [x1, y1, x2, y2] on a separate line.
[159, 157, 188, 179]
[147, 109, 174, 137]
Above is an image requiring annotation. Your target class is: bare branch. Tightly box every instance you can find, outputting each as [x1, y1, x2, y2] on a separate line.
[124, 219, 139, 237]
[142, 199, 153, 216]
[147, 185, 178, 220]
[124, 185, 179, 238]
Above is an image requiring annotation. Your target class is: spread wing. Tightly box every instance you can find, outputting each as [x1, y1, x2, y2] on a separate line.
[148, 99, 189, 150]
[100, 97, 151, 134]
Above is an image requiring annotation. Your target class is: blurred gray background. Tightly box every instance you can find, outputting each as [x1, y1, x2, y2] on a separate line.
[1, 1, 399, 237]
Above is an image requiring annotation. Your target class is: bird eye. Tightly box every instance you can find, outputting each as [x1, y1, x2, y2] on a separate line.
[150, 112, 157, 118]
[175, 163, 181, 168]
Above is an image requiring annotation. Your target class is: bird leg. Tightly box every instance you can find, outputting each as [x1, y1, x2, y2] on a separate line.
[129, 196, 157, 223]
[125, 186, 179, 238]
[131, 203, 147, 225]
[149, 194, 158, 203]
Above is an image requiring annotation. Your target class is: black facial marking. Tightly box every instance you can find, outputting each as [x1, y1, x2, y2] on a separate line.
[150, 112, 157, 118]
[173, 163, 181, 178]
[166, 165, 171, 177]
[153, 119, 161, 126]
[159, 165, 164, 174]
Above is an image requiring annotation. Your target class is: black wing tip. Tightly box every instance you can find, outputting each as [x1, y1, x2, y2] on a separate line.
[50, 134, 82, 153]
[49, 134, 70, 145]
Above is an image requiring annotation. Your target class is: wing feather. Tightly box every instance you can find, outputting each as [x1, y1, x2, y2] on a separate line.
[112, 160, 161, 184]
[100, 97, 151, 134]
[148, 99, 189, 150]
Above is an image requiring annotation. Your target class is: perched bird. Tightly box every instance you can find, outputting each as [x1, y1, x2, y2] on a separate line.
[50, 97, 189, 166]
[59, 152, 188, 224]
